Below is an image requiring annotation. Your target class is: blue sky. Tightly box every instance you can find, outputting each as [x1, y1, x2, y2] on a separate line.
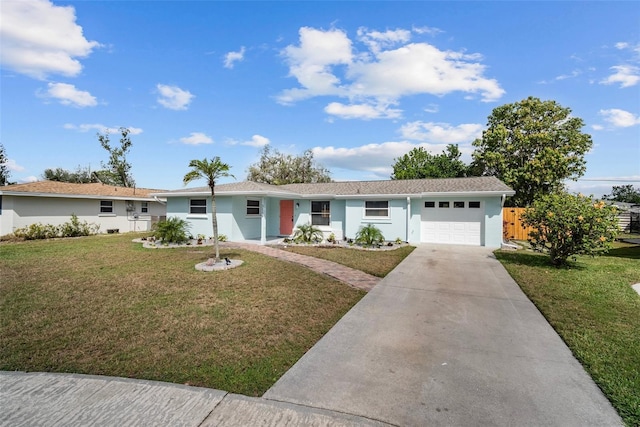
[1, 1, 638, 197]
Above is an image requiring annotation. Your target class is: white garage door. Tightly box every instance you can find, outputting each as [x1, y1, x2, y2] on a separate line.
[421, 201, 483, 246]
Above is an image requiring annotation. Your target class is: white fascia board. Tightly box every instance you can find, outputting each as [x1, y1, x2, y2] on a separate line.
[334, 193, 414, 200]
[0, 192, 158, 201]
[420, 190, 516, 197]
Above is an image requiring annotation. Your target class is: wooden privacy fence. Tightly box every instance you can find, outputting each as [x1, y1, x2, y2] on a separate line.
[503, 208, 536, 241]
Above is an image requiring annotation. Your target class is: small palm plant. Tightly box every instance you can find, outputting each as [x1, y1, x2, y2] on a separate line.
[153, 216, 190, 244]
[355, 224, 385, 247]
[293, 223, 323, 244]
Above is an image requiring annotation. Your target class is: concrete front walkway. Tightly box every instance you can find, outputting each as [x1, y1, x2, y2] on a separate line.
[265, 244, 623, 426]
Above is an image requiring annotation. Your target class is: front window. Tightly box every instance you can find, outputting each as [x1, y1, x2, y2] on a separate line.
[100, 200, 113, 213]
[365, 200, 389, 217]
[311, 201, 330, 226]
[141, 202, 149, 213]
[246, 199, 260, 216]
[190, 199, 207, 214]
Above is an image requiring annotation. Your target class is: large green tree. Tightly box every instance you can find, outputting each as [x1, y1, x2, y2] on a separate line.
[183, 157, 235, 263]
[603, 185, 640, 204]
[247, 146, 331, 184]
[97, 127, 135, 187]
[391, 144, 469, 180]
[43, 166, 94, 183]
[471, 97, 592, 207]
[0, 143, 14, 186]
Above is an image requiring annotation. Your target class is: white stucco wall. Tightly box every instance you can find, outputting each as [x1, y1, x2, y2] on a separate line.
[0, 195, 165, 236]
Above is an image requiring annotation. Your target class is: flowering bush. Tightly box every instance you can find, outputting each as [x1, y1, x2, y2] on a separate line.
[521, 193, 619, 266]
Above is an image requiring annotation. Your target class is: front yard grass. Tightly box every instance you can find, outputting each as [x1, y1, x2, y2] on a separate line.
[0, 233, 367, 396]
[495, 243, 640, 426]
[280, 245, 415, 277]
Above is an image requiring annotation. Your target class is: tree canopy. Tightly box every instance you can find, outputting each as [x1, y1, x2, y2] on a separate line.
[603, 185, 640, 204]
[0, 143, 14, 186]
[247, 146, 331, 185]
[471, 96, 592, 207]
[43, 166, 94, 183]
[97, 127, 135, 187]
[391, 144, 469, 180]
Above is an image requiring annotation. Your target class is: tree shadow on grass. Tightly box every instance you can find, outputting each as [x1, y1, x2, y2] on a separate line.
[495, 250, 588, 271]
[604, 245, 640, 260]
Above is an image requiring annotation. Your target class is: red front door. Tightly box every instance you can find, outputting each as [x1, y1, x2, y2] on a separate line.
[280, 200, 294, 235]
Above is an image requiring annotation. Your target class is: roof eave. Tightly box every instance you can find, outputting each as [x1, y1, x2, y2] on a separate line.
[0, 191, 159, 201]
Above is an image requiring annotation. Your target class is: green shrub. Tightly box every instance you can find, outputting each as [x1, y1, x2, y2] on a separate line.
[12, 214, 99, 240]
[355, 224, 385, 247]
[152, 216, 190, 244]
[521, 192, 619, 266]
[293, 223, 323, 244]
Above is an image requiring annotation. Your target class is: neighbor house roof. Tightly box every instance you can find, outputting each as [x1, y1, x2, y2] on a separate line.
[0, 181, 167, 200]
[153, 176, 515, 198]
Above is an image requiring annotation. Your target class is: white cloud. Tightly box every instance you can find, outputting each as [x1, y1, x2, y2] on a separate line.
[412, 26, 443, 36]
[0, 0, 100, 79]
[179, 132, 213, 145]
[156, 84, 194, 110]
[601, 65, 640, 88]
[313, 139, 474, 179]
[63, 123, 143, 134]
[591, 124, 604, 131]
[20, 175, 39, 183]
[599, 109, 640, 128]
[2, 158, 26, 172]
[399, 121, 483, 143]
[277, 26, 504, 113]
[43, 82, 97, 107]
[324, 102, 402, 120]
[242, 135, 270, 147]
[224, 46, 246, 69]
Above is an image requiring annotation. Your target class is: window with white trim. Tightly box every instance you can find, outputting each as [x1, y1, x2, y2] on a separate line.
[189, 199, 207, 214]
[141, 202, 149, 213]
[246, 199, 260, 216]
[365, 200, 389, 217]
[100, 200, 113, 213]
[311, 201, 330, 226]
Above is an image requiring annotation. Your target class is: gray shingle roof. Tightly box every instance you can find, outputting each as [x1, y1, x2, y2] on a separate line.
[155, 176, 514, 198]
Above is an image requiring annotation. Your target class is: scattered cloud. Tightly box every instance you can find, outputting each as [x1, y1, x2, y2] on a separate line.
[0, 0, 101, 79]
[223, 46, 246, 69]
[324, 101, 402, 120]
[399, 121, 483, 143]
[599, 109, 640, 128]
[424, 103, 439, 113]
[412, 26, 443, 36]
[591, 124, 604, 131]
[600, 65, 640, 88]
[277, 26, 504, 116]
[179, 132, 213, 145]
[42, 82, 97, 107]
[63, 123, 143, 134]
[156, 84, 194, 110]
[2, 158, 26, 172]
[20, 175, 39, 183]
[227, 135, 270, 147]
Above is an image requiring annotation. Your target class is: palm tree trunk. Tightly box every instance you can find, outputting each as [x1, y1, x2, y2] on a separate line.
[210, 186, 220, 262]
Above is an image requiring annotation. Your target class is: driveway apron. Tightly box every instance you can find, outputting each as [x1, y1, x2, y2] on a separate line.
[264, 244, 622, 426]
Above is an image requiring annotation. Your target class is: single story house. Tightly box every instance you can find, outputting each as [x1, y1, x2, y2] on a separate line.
[153, 176, 515, 248]
[0, 181, 167, 236]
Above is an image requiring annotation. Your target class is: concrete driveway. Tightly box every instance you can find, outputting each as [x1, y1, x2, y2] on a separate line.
[265, 244, 622, 426]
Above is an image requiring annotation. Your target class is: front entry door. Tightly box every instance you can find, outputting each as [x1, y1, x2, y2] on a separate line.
[280, 200, 294, 235]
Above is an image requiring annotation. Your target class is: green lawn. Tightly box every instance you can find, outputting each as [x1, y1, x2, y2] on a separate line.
[495, 243, 640, 426]
[0, 233, 368, 396]
[280, 245, 415, 277]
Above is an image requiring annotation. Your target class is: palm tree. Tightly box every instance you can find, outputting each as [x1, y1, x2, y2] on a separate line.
[183, 157, 234, 263]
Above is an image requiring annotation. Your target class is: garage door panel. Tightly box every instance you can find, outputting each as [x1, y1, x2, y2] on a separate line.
[421, 203, 483, 246]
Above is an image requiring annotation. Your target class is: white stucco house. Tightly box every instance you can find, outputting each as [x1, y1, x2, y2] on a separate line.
[153, 176, 515, 248]
[0, 181, 167, 236]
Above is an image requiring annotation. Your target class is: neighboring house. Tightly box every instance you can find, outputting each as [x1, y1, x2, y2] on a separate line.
[0, 181, 167, 236]
[608, 201, 640, 232]
[153, 176, 515, 248]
